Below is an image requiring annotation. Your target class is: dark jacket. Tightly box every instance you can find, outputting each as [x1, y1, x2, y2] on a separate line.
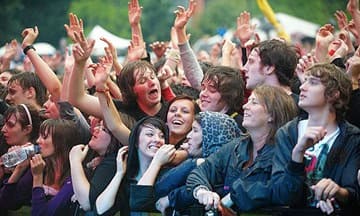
[271, 117, 360, 214]
[155, 159, 197, 211]
[127, 116, 169, 213]
[186, 135, 275, 212]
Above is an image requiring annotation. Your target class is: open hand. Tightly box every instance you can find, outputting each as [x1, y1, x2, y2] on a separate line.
[64, 13, 84, 43]
[173, 0, 197, 30]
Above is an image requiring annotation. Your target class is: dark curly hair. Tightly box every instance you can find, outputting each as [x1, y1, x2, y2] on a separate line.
[201, 66, 244, 112]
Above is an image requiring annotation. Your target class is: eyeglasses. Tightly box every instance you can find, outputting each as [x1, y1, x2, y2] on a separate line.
[92, 124, 110, 135]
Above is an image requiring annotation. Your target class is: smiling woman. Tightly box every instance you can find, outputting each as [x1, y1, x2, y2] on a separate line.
[69, 118, 124, 216]
[84, 116, 172, 215]
[166, 95, 200, 148]
[154, 111, 242, 215]
[186, 85, 298, 213]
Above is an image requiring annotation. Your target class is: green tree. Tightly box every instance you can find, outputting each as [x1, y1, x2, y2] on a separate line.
[190, 0, 348, 42]
[69, 0, 174, 43]
[0, 0, 70, 47]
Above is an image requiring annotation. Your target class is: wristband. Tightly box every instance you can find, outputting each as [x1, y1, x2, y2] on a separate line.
[328, 49, 336, 56]
[23, 45, 36, 55]
[95, 88, 109, 94]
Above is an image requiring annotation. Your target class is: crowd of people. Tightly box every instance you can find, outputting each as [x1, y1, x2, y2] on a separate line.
[0, 0, 359, 215]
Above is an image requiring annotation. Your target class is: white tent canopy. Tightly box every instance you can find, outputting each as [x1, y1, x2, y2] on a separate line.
[33, 42, 57, 55]
[0, 42, 56, 56]
[193, 13, 320, 52]
[275, 12, 319, 38]
[88, 25, 130, 56]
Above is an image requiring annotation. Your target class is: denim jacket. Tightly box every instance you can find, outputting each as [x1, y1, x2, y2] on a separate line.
[187, 135, 275, 212]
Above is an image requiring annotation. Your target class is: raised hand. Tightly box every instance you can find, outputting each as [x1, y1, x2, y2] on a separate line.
[334, 10, 348, 30]
[221, 39, 236, 66]
[100, 37, 117, 62]
[91, 46, 113, 91]
[345, 47, 360, 89]
[347, 0, 360, 15]
[72, 31, 95, 64]
[69, 144, 89, 164]
[236, 11, 256, 46]
[157, 64, 175, 83]
[222, 39, 236, 56]
[116, 146, 128, 175]
[315, 24, 335, 62]
[128, 0, 142, 26]
[296, 53, 317, 83]
[100, 37, 123, 76]
[64, 13, 84, 43]
[173, 0, 197, 30]
[347, 20, 360, 42]
[21, 26, 39, 49]
[2, 39, 18, 60]
[150, 41, 168, 59]
[327, 39, 348, 61]
[127, 34, 146, 61]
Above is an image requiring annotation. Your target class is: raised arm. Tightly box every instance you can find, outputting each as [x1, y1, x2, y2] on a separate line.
[128, 0, 144, 45]
[100, 37, 123, 76]
[221, 39, 236, 67]
[0, 39, 18, 71]
[235, 11, 256, 48]
[126, 34, 147, 62]
[174, 0, 203, 90]
[92, 47, 130, 145]
[64, 13, 84, 43]
[99, 37, 123, 99]
[315, 24, 335, 63]
[21, 26, 62, 102]
[334, 10, 354, 53]
[69, 28, 103, 118]
[348, 0, 360, 46]
[346, 46, 360, 90]
[150, 41, 168, 61]
[60, 47, 74, 101]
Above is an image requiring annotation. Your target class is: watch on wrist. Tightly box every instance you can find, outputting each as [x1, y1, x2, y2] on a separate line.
[23, 45, 36, 55]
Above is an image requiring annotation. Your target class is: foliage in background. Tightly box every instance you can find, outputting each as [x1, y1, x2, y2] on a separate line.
[0, 0, 350, 48]
[0, 0, 70, 46]
[192, 0, 347, 41]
